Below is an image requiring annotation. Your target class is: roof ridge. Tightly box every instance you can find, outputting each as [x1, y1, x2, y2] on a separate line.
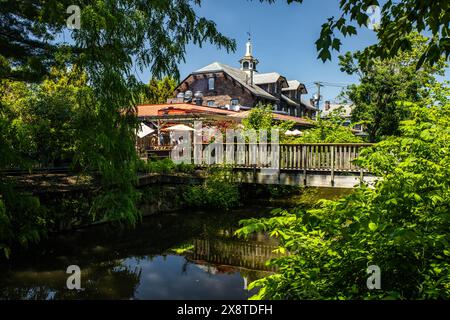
[193, 61, 279, 101]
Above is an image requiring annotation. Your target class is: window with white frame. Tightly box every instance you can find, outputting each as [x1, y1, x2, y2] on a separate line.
[208, 77, 215, 90]
[207, 100, 215, 107]
[230, 98, 239, 106]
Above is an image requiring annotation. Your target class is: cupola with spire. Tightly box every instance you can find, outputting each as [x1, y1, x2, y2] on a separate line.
[239, 34, 258, 85]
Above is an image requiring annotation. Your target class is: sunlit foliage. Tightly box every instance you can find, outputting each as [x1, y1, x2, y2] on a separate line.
[237, 100, 450, 299]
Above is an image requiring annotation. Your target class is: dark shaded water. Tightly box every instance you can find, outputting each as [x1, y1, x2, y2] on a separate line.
[0, 207, 280, 300]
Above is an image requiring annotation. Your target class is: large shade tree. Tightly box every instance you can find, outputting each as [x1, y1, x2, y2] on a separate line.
[0, 0, 236, 257]
[0, 0, 236, 225]
[311, 0, 450, 68]
[140, 77, 178, 105]
[339, 33, 448, 142]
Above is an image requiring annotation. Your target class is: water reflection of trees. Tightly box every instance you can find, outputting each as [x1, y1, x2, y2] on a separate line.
[0, 260, 141, 300]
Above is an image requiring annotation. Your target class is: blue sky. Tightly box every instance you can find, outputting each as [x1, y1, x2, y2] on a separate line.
[136, 0, 381, 105]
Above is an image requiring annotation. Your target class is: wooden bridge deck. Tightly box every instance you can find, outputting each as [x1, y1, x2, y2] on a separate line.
[158, 143, 378, 188]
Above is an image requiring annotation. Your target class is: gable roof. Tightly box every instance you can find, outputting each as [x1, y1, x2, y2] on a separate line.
[253, 72, 283, 85]
[191, 62, 278, 101]
[283, 80, 301, 90]
[282, 80, 308, 94]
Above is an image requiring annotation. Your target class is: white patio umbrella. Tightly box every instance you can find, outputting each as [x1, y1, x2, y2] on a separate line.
[291, 129, 303, 136]
[285, 129, 303, 136]
[136, 123, 155, 138]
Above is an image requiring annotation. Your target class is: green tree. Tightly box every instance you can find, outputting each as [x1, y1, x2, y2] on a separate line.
[237, 95, 450, 299]
[241, 104, 361, 143]
[140, 77, 177, 104]
[242, 104, 294, 141]
[242, 104, 275, 131]
[312, 0, 450, 68]
[339, 33, 447, 142]
[0, 0, 236, 232]
[1, 67, 90, 167]
[0, 0, 235, 82]
[288, 108, 362, 143]
[0, 66, 94, 258]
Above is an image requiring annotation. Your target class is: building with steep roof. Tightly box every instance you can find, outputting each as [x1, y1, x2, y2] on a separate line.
[169, 39, 318, 119]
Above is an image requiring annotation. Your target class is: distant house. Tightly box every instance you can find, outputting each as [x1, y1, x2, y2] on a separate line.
[169, 39, 318, 119]
[321, 101, 365, 135]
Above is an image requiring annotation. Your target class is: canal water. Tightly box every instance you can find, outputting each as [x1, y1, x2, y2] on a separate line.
[0, 207, 280, 300]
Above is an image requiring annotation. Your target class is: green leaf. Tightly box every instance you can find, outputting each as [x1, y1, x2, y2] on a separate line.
[318, 49, 332, 62]
[368, 222, 378, 231]
[332, 38, 342, 51]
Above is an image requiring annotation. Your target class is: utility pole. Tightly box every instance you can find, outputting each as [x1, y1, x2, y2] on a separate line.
[314, 81, 323, 110]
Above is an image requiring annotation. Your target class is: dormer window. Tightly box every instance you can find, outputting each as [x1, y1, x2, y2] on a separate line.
[208, 77, 215, 90]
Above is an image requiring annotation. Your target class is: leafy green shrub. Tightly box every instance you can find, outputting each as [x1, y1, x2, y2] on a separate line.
[0, 181, 48, 259]
[286, 109, 363, 143]
[183, 167, 240, 210]
[146, 158, 176, 174]
[175, 162, 196, 174]
[267, 185, 302, 198]
[136, 159, 148, 172]
[142, 158, 196, 174]
[237, 102, 450, 299]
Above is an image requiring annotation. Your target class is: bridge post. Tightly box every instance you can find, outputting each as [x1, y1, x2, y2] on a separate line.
[302, 145, 307, 186]
[360, 167, 364, 186]
[330, 145, 335, 187]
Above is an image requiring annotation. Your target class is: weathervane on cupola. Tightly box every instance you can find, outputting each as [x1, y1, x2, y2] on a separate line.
[239, 31, 259, 85]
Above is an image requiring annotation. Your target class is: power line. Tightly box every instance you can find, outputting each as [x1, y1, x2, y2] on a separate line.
[320, 81, 354, 87]
[300, 80, 353, 86]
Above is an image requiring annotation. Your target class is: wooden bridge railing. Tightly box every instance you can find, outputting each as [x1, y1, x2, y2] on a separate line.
[192, 143, 373, 173]
[279, 143, 372, 172]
